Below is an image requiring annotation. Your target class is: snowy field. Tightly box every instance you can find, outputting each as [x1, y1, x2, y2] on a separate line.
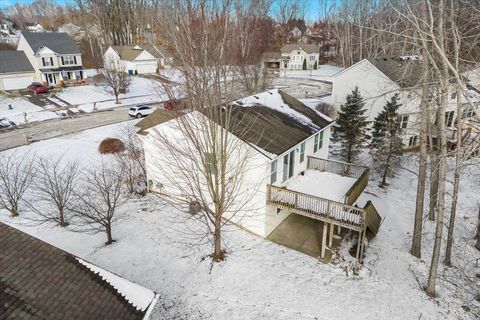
[57, 76, 166, 111]
[279, 65, 344, 81]
[0, 122, 479, 319]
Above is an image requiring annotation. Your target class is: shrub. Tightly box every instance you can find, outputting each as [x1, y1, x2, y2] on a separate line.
[98, 138, 125, 154]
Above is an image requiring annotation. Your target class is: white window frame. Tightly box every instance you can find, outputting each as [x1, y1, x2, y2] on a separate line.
[313, 131, 324, 153]
[398, 114, 409, 129]
[299, 142, 305, 163]
[63, 56, 76, 65]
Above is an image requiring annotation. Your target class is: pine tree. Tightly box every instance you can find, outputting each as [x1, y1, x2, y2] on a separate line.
[333, 87, 369, 163]
[370, 93, 403, 188]
[313, 60, 318, 70]
[302, 58, 307, 70]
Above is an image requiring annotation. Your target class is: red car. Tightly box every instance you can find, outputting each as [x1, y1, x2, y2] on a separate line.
[27, 82, 49, 94]
[164, 99, 186, 110]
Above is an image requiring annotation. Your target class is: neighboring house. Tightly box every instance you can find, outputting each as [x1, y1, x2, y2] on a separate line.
[0, 222, 158, 319]
[280, 44, 320, 70]
[331, 56, 480, 147]
[0, 51, 36, 90]
[136, 89, 381, 264]
[290, 26, 302, 39]
[25, 22, 44, 33]
[103, 44, 165, 75]
[17, 32, 87, 86]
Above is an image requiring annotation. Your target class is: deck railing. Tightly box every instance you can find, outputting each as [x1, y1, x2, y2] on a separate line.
[345, 168, 370, 205]
[267, 185, 365, 230]
[307, 156, 369, 179]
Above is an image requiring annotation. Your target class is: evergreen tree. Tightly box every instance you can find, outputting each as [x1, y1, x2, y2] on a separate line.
[302, 58, 307, 70]
[333, 87, 369, 163]
[370, 93, 404, 187]
[313, 60, 318, 70]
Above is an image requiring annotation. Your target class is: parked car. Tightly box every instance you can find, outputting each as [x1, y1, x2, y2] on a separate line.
[164, 99, 186, 110]
[128, 105, 154, 118]
[27, 82, 49, 94]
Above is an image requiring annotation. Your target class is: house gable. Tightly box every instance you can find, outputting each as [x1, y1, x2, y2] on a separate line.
[134, 50, 157, 61]
[36, 46, 56, 55]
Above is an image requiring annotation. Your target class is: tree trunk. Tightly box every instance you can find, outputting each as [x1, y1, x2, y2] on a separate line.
[411, 65, 430, 258]
[427, 64, 449, 298]
[429, 127, 439, 221]
[106, 224, 113, 245]
[475, 207, 480, 250]
[444, 90, 462, 266]
[59, 209, 66, 227]
[10, 204, 18, 217]
[213, 216, 223, 261]
[115, 93, 119, 104]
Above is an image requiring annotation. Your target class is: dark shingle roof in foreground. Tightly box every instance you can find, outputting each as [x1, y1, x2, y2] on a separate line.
[0, 222, 152, 320]
[0, 51, 34, 74]
[22, 32, 80, 54]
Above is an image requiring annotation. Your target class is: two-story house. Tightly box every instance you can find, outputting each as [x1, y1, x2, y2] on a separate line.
[331, 56, 480, 147]
[136, 89, 381, 264]
[280, 44, 321, 70]
[17, 32, 87, 86]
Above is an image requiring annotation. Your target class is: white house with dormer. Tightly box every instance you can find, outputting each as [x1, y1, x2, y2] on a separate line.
[16, 32, 87, 86]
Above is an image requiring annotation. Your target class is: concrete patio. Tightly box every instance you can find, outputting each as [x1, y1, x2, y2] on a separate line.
[267, 213, 345, 263]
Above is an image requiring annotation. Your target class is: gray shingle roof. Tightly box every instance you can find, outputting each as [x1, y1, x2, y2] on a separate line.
[281, 44, 320, 54]
[0, 51, 34, 74]
[22, 32, 80, 54]
[0, 222, 149, 320]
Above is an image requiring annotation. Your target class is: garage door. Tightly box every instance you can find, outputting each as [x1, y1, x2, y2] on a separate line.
[136, 63, 156, 74]
[2, 76, 33, 90]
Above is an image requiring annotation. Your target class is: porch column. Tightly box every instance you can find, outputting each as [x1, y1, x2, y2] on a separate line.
[321, 222, 328, 259]
[355, 230, 362, 267]
[337, 225, 341, 235]
[328, 223, 334, 247]
[71, 71, 76, 80]
[359, 228, 366, 264]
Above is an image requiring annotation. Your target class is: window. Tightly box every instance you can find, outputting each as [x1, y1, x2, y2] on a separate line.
[309, 55, 316, 61]
[299, 142, 305, 163]
[462, 105, 476, 119]
[282, 154, 289, 182]
[313, 131, 324, 153]
[398, 114, 409, 129]
[450, 92, 457, 100]
[42, 57, 53, 67]
[409, 136, 418, 146]
[62, 56, 76, 65]
[270, 160, 278, 184]
[445, 111, 455, 127]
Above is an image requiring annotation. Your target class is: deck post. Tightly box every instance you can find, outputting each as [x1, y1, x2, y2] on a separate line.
[337, 225, 341, 235]
[328, 223, 334, 247]
[321, 222, 328, 258]
[359, 227, 366, 264]
[355, 229, 362, 269]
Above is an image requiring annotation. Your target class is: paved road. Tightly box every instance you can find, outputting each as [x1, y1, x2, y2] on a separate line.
[0, 107, 133, 151]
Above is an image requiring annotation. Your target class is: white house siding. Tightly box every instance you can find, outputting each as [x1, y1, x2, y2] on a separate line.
[264, 125, 332, 236]
[331, 59, 399, 123]
[141, 112, 272, 238]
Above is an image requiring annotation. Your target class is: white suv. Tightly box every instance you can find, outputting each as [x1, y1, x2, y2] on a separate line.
[128, 105, 154, 118]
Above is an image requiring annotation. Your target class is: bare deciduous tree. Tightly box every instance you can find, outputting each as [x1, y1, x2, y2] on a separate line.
[72, 160, 126, 245]
[101, 58, 131, 104]
[0, 152, 35, 217]
[28, 157, 80, 227]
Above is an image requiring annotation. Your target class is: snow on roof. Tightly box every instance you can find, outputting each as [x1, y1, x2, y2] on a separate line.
[77, 258, 156, 312]
[233, 89, 325, 131]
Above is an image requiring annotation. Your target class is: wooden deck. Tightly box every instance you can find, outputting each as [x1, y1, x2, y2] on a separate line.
[266, 156, 382, 267]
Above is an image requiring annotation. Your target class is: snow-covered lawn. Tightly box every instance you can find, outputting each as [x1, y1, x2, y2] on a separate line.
[279, 65, 344, 81]
[0, 122, 479, 319]
[0, 95, 58, 125]
[56, 76, 167, 110]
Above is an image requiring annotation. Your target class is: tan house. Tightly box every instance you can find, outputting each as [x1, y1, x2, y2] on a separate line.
[17, 32, 87, 86]
[262, 44, 321, 70]
[103, 44, 170, 75]
[0, 51, 36, 90]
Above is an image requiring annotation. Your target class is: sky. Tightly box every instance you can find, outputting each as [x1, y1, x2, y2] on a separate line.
[0, 0, 323, 21]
